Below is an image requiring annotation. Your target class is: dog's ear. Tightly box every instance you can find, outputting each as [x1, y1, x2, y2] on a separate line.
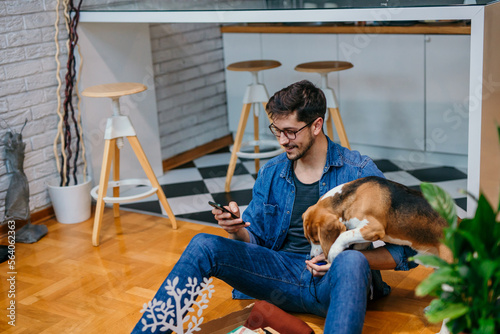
[303, 206, 319, 244]
[318, 214, 346, 262]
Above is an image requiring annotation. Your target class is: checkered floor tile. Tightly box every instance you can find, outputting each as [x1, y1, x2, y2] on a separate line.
[119, 148, 468, 225]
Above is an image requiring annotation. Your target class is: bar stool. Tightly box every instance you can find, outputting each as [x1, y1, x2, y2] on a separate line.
[295, 61, 353, 149]
[225, 60, 283, 192]
[82, 82, 177, 246]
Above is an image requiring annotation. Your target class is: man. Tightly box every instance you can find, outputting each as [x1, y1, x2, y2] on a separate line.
[132, 80, 416, 334]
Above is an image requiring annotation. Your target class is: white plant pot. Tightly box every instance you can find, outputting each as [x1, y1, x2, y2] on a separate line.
[48, 177, 92, 224]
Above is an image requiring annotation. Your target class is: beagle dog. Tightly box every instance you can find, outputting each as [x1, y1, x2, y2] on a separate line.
[303, 176, 453, 264]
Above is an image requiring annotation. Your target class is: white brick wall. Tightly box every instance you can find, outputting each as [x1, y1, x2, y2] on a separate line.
[1, 2, 230, 219]
[150, 23, 230, 159]
[0, 0, 69, 219]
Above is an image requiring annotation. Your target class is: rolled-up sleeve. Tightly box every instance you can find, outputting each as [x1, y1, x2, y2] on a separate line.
[385, 244, 419, 271]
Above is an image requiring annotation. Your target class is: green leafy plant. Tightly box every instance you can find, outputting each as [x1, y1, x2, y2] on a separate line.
[414, 127, 500, 334]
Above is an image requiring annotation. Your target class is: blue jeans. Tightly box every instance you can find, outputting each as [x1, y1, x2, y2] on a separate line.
[131, 233, 371, 334]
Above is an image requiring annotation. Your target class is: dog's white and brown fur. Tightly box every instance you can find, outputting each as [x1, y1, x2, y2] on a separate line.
[303, 176, 453, 264]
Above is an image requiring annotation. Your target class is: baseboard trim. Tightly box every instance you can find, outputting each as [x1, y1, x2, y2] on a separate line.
[31, 206, 55, 224]
[162, 134, 233, 171]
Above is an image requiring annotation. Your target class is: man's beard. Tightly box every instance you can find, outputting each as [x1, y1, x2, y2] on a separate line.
[284, 136, 314, 162]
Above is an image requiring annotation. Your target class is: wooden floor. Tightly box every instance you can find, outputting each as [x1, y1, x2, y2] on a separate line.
[0, 209, 442, 333]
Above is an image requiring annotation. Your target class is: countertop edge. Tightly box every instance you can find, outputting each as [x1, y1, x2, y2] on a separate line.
[220, 23, 471, 35]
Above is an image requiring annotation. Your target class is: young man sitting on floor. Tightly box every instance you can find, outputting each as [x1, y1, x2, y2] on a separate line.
[131, 80, 417, 334]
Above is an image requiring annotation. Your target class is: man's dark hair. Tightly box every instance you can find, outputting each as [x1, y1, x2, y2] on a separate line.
[266, 80, 326, 124]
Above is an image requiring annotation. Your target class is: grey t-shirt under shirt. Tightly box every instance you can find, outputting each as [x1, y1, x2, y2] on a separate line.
[280, 173, 319, 254]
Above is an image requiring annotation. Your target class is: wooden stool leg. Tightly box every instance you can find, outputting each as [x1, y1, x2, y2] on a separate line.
[329, 107, 351, 149]
[112, 141, 120, 218]
[127, 136, 178, 230]
[253, 107, 260, 173]
[93, 138, 116, 246]
[225, 103, 252, 192]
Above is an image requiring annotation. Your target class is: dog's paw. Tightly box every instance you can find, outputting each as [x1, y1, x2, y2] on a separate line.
[327, 247, 344, 263]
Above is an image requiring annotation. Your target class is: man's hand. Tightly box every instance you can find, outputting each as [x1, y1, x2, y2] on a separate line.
[212, 201, 250, 241]
[305, 253, 330, 277]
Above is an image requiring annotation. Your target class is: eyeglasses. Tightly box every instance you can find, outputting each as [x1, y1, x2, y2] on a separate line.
[268, 119, 317, 140]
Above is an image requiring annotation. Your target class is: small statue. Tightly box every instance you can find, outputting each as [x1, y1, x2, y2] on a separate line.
[2, 119, 47, 243]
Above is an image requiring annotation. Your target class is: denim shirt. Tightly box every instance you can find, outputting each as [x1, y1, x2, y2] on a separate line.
[242, 138, 417, 270]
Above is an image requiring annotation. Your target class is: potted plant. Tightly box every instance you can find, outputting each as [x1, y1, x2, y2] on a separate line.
[48, 0, 91, 224]
[414, 126, 500, 334]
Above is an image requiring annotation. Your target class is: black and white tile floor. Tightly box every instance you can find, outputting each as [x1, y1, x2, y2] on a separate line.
[120, 148, 468, 225]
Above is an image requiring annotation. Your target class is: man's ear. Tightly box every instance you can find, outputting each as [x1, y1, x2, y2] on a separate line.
[312, 117, 324, 136]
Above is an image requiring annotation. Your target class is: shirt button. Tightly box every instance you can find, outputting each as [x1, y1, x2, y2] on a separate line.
[287, 211, 290, 214]
[322, 182, 326, 186]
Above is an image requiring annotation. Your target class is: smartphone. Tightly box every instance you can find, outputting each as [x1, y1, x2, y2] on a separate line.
[208, 201, 239, 219]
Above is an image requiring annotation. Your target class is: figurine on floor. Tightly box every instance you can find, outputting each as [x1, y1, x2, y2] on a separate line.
[2, 119, 47, 243]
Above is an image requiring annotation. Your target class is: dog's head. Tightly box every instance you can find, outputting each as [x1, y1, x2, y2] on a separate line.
[303, 199, 346, 261]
